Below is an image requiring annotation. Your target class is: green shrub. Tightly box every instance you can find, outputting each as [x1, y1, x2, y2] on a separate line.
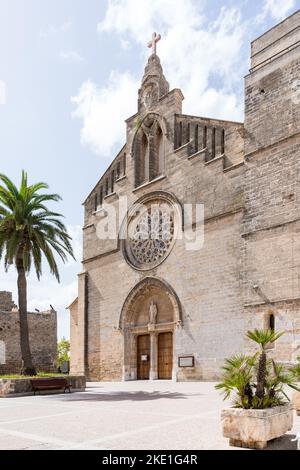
[216, 329, 300, 409]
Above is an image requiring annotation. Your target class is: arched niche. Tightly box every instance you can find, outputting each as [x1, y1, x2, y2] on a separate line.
[119, 277, 182, 331]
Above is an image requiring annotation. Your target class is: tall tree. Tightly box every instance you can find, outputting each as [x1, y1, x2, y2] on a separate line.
[0, 171, 74, 375]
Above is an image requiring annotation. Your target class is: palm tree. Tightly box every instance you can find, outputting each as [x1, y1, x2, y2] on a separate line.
[246, 329, 284, 399]
[0, 171, 74, 375]
[216, 329, 299, 409]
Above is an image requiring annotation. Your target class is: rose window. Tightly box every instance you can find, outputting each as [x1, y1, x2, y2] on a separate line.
[130, 207, 174, 265]
[123, 199, 177, 270]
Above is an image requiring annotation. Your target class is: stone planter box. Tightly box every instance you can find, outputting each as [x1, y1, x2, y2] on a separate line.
[292, 390, 300, 416]
[0, 375, 86, 397]
[221, 403, 293, 449]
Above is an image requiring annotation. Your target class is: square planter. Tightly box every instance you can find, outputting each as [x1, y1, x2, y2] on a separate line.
[221, 403, 293, 449]
[292, 390, 300, 416]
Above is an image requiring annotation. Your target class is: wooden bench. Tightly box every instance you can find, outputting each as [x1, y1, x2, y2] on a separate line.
[30, 378, 71, 395]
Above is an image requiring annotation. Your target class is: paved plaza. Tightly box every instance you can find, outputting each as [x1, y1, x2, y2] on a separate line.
[0, 381, 299, 450]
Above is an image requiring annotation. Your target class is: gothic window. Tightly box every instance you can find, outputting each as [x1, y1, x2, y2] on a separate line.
[151, 123, 164, 180]
[99, 187, 103, 207]
[111, 170, 115, 193]
[178, 121, 183, 147]
[94, 193, 98, 212]
[123, 153, 126, 176]
[105, 178, 109, 196]
[203, 125, 207, 148]
[212, 127, 216, 158]
[186, 123, 190, 144]
[133, 118, 164, 188]
[116, 162, 121, 179]
[221, 129, 225, 154]
[194, 124, 199, 153]
[142, 132, 149, 182]
[134, 130, 147, 187]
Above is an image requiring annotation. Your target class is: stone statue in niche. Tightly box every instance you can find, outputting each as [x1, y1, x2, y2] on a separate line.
[149, 300, 158, 325]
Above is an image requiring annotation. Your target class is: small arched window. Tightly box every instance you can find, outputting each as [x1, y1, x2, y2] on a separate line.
[194, 124, 199, 153]
[212, 127, 216, 158]
[153, 124, 164, 178]
[142, 132, 149, 182]
[221, 129, 225, 155]
[178, 121, 183, 148]
[123, 153, 126, 176]
[99, 187, 103, 207]
[116, 162, 120, 179]
[269, 313, 275, 331]
[111, 170, 115, 193]
[133, 129, 148, 187]
[186, 123, 190, 144]
[203, 125, 207, 148]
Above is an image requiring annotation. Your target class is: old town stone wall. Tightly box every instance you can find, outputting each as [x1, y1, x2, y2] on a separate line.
[0, 292, 57, 374]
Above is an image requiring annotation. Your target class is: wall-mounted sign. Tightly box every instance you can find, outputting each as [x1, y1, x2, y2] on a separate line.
[178, 356, 194, 367]
[141, 354, 148, 361]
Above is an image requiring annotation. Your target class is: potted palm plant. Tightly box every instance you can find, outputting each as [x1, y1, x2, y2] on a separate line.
[290, 358, 300, 416]
[216, 329, 299, 449]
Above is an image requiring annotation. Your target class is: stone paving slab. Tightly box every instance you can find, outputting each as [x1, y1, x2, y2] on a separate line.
[0, 381, 299, 450]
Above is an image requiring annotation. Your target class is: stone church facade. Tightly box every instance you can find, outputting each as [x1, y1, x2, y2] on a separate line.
[69, 11, 300, 381]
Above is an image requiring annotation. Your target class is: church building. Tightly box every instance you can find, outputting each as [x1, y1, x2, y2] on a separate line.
[69, 11, 300, 381]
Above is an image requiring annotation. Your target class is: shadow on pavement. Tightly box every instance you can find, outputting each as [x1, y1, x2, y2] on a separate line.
[51, 390, 189, 402]
[263, 434, 297, 450]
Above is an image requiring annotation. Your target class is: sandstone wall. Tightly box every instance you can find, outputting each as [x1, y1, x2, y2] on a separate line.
[0, 292, 57, 374]
[71, 11, 300, 381]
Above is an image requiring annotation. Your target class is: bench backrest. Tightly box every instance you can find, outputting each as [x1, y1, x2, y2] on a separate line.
[30, 378, 68, 387]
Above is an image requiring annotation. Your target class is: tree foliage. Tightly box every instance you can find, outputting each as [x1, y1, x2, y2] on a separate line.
[57, 337, 70, 366]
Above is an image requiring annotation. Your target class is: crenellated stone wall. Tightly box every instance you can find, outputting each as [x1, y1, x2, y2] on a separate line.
[0, 292, 57, 374]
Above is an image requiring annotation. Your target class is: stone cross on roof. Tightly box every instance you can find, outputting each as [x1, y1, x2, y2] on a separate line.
[147, 32, 161, 55]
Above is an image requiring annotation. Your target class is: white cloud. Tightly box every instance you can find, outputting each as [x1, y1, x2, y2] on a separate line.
[120, 38, 131, 50]
[60, 50, 86, 64]
[67, 224, 82, 266]
[73, 0, 246, 157]
[257, 0, 295, 22]
[39, 19, 73, 39]
[0, 80, 6, 105]
[71, 72, 138, 157]
[61, 20, 73, 33]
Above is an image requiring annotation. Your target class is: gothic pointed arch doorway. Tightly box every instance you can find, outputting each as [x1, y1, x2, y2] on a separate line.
[119, 277, 182, 381]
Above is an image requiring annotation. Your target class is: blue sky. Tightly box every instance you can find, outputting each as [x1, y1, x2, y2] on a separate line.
[1, 0, 300, 339]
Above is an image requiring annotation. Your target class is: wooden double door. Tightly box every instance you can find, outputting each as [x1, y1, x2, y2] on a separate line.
[137, 332, 173, 380]
[158, 332, 173, 379]
[137, 334, 150, 380]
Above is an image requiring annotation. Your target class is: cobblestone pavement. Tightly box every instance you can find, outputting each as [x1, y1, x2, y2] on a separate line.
[0, 381, 299, 450]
